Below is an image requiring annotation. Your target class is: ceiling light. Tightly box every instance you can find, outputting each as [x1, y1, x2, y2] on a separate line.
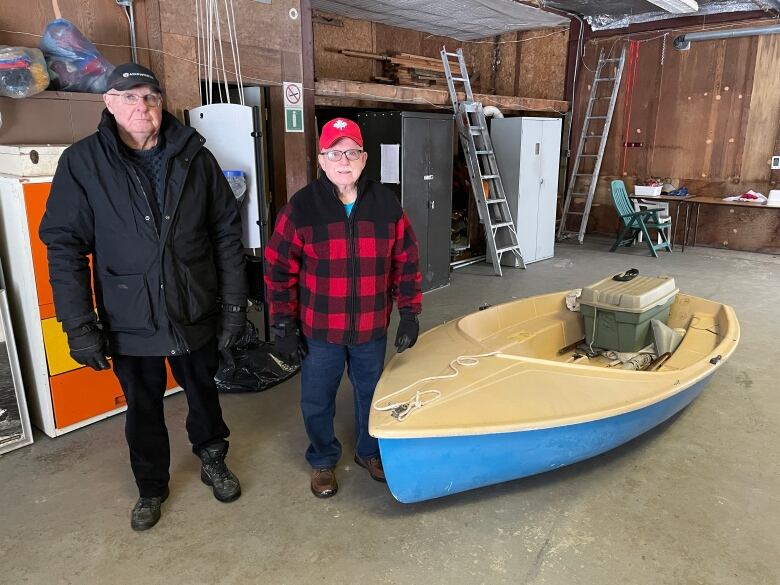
[645, 0, 699, 14]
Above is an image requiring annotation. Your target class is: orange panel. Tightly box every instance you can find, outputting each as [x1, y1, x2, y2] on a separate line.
[51, 362, 179, 429]
[23, 182, 54, 308]
[40, 303, 56, 320]
[24, 182, 97, 314]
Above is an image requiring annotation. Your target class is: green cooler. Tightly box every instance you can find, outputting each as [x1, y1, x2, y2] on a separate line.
[580, 274, 678, 352]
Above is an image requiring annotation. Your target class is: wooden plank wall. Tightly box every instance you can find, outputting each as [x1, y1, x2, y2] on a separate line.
[572, 19, 780, 253]
[0, 1, 301, 116]
[0, 1, 132, 69]
[313, 10, 569, 101]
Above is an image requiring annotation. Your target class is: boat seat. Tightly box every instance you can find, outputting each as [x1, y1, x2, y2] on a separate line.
[659, 312, 721, 371]
[483, 312, 585, 359]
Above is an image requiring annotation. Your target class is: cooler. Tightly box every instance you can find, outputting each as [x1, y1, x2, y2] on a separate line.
[580, 272, 678, 352]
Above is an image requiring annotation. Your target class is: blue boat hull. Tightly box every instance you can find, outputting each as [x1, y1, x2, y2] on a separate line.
[378, 376, 710, 503]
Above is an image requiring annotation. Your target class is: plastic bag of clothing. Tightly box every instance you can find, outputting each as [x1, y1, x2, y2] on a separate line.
[39, 19, 114, 93]
[215, 319, 300, 393]
[0, 46, 50, 98]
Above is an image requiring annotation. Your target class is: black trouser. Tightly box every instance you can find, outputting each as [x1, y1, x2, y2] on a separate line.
[112, 339, 230, 497]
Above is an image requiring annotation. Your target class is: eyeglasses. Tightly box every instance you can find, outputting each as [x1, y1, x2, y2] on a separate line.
[107, 92, 164, 107]
[319, 149, 363, 162]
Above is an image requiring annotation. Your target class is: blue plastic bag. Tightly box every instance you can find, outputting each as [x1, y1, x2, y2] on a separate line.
[40, 19, 114, 93]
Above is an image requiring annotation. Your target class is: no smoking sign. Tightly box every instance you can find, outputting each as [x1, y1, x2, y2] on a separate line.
[283, 82, 303, 107]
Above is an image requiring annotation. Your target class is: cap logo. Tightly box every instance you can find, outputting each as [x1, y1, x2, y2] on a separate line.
[122, 72, 155, 80]
[333, 119, 348, 130]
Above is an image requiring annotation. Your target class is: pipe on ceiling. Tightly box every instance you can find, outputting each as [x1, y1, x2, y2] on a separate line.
[674, 23, 780, 49]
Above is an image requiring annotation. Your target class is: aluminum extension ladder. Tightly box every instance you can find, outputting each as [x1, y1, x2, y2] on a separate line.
[557, 47, 626, 244]
[441, 47, 525, 276]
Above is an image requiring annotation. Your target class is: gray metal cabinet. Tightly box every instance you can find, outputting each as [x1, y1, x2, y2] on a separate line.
[491, 116, 562, 265]
[358, 112, 453, 292]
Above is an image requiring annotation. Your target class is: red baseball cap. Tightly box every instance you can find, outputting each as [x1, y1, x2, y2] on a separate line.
[319, 118, 363, 150]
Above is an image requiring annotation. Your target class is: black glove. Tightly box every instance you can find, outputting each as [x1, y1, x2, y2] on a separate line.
[64, 319, 110, 371]
[271, 320, 307, 365]
[394, 312, 419, 353]
[218, 305, 247, 351]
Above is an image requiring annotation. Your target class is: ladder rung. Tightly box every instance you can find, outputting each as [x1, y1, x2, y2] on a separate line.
[579, 154, 598, 157]
[586, 116, 608, 119]
[475, 150, 493, 155]
[566, 211, 585, 216]
[584, 135, 604, 139]
[595, 77, 617, 82]
[469, 127, 486, 133]
[496, 245, 520, 254]
[485, 198, 507, 204]
[451, 77, 467, 82]
[481, 174, 500, 179]
[603, 58, 621, 62]
[444, 52, 460, 58]
[492, 221, 513, 229]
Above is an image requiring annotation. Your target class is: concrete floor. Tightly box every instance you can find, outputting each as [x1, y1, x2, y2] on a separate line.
[1, 237, 778, 585]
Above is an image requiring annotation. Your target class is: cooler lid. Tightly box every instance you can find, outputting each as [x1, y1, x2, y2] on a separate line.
[581, 273, 677, 312]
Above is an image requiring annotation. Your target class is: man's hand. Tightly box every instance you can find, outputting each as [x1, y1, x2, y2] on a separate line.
[394, 312, 419, 353]
[271, 320, 307, 366]
[218, 305, 247, 351]
[65, 320, 110, 371]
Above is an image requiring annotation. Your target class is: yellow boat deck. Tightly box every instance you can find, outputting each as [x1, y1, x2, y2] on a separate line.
[370, 292, 739, 439]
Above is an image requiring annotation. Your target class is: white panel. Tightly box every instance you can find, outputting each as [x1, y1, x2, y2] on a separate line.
[0, 177, 56, 436]
[517, 119, 541, 264]
[187, 104, 262, 249]
[0, 287, 34, 454]
[536, 118, 562, 262]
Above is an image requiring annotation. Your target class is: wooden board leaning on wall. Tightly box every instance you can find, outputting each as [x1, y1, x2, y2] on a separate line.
[332, 49, 473, 88]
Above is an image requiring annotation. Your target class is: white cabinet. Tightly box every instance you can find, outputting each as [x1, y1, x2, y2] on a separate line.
[491, 117, 562, 265]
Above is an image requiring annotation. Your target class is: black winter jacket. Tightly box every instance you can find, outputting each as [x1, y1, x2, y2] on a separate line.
[39, 110, 247, 356]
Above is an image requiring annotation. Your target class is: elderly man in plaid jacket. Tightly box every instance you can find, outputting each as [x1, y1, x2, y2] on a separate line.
[265, 117, 422, 498]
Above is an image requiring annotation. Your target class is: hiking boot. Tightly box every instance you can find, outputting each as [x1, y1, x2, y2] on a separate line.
[197, 443, 241, 503]
[131, 487, 169, 531]
[354, 453, 386, 483]
[310, 468, 338, 498]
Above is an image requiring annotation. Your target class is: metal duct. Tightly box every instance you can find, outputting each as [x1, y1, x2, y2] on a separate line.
[483, 106, 504, 118]
[674, 24, 780, 49]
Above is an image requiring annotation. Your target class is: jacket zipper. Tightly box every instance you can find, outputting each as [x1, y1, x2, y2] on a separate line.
[329, 183, 361, 345]
[121, 159, 189, 354]
[162, 154, 196, 355]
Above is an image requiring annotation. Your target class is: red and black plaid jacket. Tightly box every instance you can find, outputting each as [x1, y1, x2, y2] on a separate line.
[265, 176, 422, 345]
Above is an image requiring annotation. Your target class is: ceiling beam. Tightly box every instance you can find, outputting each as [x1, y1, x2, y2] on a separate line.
[314, 79, 570, 112]
[588, 10, 771, 37]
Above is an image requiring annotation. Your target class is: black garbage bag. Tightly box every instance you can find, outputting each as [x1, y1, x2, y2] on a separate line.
[215, 319, 300, 393]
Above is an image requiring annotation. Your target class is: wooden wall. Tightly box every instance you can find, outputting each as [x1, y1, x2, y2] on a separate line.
[571, 19, 780, 253]
[0, 1, 132, 66]
[2, 0, 315, 203]
[313, 10, 569, 100]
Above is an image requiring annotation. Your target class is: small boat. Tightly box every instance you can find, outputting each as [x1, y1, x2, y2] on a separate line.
[370, 287, 739, 503]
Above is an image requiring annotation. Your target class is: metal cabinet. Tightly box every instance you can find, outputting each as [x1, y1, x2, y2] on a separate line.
[491, 117, 562, 265]
[358, 111, 453, 292]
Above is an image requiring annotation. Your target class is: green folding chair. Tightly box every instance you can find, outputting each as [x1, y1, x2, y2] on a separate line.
[609, 180, 672, 258]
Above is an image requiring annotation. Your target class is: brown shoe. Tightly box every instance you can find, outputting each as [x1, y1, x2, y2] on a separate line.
[354, 454, 386, 483]
[310, 468, 338, 498]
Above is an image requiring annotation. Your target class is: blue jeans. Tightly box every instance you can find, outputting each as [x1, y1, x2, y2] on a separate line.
[300, 335, 387, 469]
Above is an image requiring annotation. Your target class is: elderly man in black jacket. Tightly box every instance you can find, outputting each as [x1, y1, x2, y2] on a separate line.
[39, 63, 247, 531]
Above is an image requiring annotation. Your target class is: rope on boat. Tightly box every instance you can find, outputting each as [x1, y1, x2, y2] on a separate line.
[372, 352, 501, 421]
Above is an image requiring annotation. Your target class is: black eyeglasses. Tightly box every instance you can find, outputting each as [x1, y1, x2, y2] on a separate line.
[106, 92, 164, 107]
[319, 149, 363, 162]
